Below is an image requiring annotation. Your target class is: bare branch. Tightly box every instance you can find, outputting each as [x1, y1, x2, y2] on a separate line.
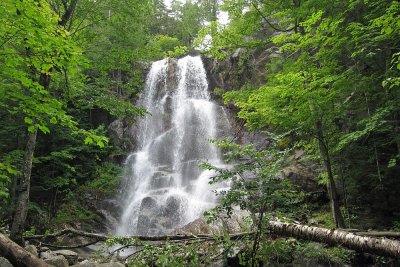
[250, 2, 294, 33]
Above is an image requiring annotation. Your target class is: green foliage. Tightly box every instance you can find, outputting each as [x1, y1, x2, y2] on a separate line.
[202, 138, 302, 222]
[312, 211, 336, 229]
[164, 46, 189, 59]
[0, 0, 86, 134]
[0, 0, 153, 231]
[53, 202, 98, 226]
[22, 226, 37, 238]
[259, 239, 296, 264]
[391, 221, 400, 232]
[104, 236, 214, 267]
[294, 242, 351, 265]
[213, 87, 225, 97]
[0, 162, 19, 199]
[258, 239, 351, 265]
[203, 0, 400, 227]
[83, 162, 122, 197]
[145, 35, 187, 59]
[127, 241, 204, 267]
[201, 137, 306, 265]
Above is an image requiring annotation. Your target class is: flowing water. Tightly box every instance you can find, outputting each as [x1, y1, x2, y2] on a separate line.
[116, 56, 230, 236]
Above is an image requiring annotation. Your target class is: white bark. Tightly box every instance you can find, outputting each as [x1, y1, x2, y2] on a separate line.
[269, 221, 400, 258]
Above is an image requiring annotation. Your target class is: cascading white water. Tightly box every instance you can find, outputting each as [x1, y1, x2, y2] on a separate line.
[116, 56, 230, 236]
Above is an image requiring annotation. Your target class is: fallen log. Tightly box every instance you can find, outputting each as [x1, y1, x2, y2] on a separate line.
[0, 233, 51, 267]
[355, 231, 400, 238]
[269, 221, 400, 258]
[23, 222, 400, 259]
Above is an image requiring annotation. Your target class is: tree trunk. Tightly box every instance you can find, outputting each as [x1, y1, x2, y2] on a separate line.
[315, 120, 345, 228]
[10, 128, 37, 245]
[269, 221, 400, 258]
[8, 1, 78, 245]
[0, 233, 50, 267]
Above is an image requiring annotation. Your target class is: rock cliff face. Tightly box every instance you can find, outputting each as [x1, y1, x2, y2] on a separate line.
[202, 47, 272, 93]
[202, 49, 322, 194]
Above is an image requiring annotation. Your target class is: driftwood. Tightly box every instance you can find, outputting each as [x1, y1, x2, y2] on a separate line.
[0, 233, 51, 267]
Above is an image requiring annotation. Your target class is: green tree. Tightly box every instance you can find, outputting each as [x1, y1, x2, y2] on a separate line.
[198, 0, 400, 227]
[0, 0, 107, 243]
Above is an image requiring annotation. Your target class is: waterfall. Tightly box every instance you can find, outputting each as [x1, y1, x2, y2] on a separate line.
[116, 56, 230, 236]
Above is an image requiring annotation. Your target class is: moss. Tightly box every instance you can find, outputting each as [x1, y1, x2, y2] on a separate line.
[312, 210, 336, 228]
[52, 202, 99, 226]
[258, 238, 351, 266]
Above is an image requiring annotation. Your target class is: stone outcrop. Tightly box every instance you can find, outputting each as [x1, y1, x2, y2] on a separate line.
[172, 208, 251, 235]
[52, 250, 79, 265]
[44, 255, 69, 267]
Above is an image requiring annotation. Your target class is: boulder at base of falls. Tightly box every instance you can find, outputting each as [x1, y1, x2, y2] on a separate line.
[137, 196, 159, 235]
[171, 208, 251, 267]
[53, 249, 79, 265]
[0, 257, 13, 267]
[44, 255, 69, 267]
[40, 249, 57, 260]
[171, 208, 251, 235]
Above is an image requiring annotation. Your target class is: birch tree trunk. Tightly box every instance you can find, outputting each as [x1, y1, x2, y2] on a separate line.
[269, 221, 400, 258]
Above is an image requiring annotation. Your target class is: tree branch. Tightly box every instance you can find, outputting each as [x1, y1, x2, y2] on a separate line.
[251, 2, 295, 33]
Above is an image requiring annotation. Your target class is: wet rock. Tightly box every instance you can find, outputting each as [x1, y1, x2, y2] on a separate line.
[107, 119, 136, 161]
[164, 196, 181, 216]
[44, 255, 69, 267]
[53, 250, 79, 265]
[81, 191, 121, 233]
[137, 197, 159, 234]
[40, 249, 57, 260]
[0, 257, 13, 267]
[137, 214, 152, 234]
[281, 149, 321, 193]
[24, 244, 38, 257]
[166, 58, 177, 85]
[172, 208, 251, 235]
[70, 260, 124, 267]
[140, 196, 157, 211]
[150, 172, 174, 189]
[180, 160, 202, 183]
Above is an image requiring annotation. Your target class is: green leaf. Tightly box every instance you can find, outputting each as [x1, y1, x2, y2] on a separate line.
[28, 126, 36, 133]
[24, 117, 33, 124]
[97, 141, 105, 148]
[384, 27, 393, 34]
[37, 124, 50, 134]
[84, 137, 93, 144]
